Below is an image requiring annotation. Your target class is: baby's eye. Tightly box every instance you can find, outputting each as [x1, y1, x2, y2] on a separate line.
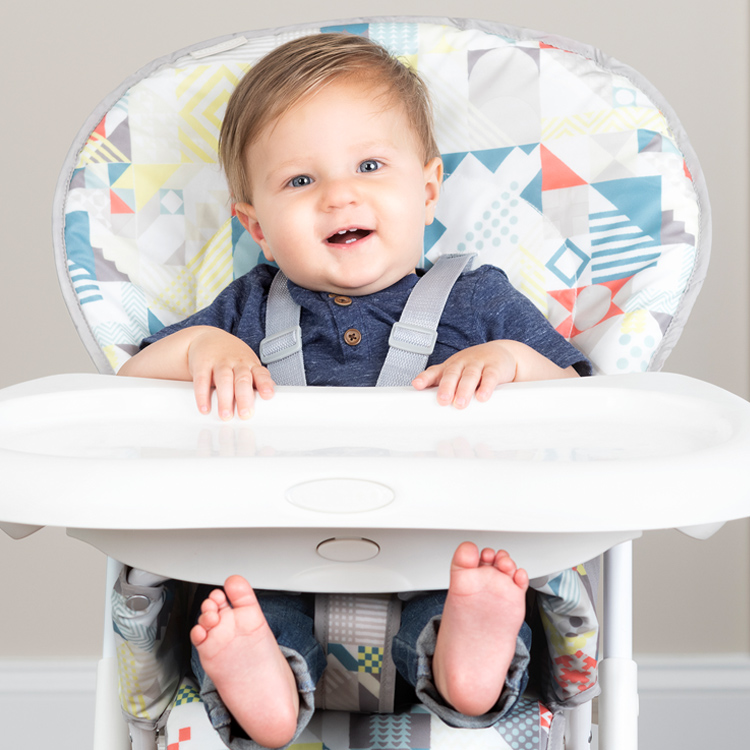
[358, 160, 382, 173]
[288, 175, 313, 188]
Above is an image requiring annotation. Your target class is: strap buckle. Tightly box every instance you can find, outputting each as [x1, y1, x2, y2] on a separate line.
[259, 325, 303, 364]
[387, 321, 438, 356]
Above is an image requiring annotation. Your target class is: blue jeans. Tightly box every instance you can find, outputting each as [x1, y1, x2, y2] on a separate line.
[391, 591, 532, 728]
[192, 589, 531, 750]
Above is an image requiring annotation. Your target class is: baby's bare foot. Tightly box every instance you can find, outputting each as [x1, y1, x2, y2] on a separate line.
[433, 542, 529, 716]
[190, 576, 299, 748]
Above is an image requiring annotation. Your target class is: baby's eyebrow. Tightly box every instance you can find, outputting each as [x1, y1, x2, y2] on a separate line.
[262, 160, 309, 187]
[352, 138, 393, 153]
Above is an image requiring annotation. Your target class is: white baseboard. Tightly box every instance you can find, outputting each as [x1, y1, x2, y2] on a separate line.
[637, 653, 750, 691]
[0, 660, 97, 750]
[0, 658, 98, 693]
[635, 654, 750, 749]
[2, 656, 749, 750]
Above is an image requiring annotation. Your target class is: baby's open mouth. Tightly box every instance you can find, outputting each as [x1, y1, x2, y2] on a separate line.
[327, 228, 372, 245]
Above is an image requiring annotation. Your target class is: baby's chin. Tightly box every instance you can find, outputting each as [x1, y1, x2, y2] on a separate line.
[321, 269, 417, 297]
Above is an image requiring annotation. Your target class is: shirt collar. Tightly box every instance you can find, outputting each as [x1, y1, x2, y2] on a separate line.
[285, 270, 421, 307]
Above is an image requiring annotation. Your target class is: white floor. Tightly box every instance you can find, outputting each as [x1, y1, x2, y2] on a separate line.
[2, 656, 749, 749]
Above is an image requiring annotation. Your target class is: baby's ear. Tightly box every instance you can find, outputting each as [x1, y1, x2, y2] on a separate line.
[423, 157, 443, 226]
[234, 203, 274, 261]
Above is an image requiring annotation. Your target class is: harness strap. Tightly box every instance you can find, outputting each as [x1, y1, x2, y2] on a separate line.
[259, 268, 307, 386]
[259, 253, 476, 387]
[376, 253, 475, 387]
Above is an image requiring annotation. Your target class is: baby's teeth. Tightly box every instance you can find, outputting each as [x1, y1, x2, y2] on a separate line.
[338, 230, 347, 235]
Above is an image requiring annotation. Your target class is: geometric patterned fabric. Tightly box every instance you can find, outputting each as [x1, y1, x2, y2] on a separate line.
[65, 16, 706, 750]
[60, 18, 706, 378]
[111, 572, 183, 725]
[165, 679, 561, 750]
[313, 594, 402, 714]
[115, 565, 597, 749]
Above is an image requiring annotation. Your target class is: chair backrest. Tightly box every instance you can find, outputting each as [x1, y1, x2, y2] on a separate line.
[54, 17, 710, 377]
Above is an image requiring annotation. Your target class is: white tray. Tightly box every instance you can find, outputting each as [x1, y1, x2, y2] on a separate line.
[1, 372, 748, 589]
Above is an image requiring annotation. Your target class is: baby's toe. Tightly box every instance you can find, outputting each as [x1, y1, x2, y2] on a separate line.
[494, 551, 517, 576]
[451, 542, 480, 571]
[513, 567, 529, 591]
[207, 588, 230, 610]
[198, 610, 220, 631]
[223, 575, 257, 609]
[190, 624, 208, 648]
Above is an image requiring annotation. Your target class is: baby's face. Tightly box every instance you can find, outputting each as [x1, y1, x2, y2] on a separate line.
[235, 78, 442, 296]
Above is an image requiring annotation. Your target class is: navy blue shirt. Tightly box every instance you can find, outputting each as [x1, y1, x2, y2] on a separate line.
[142, 263, 591, 384]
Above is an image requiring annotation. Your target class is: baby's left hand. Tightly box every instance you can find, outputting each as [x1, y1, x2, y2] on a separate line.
[411, 341, 517, 409]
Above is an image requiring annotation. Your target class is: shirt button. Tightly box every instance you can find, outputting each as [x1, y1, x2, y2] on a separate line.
[344, 328, 362, 346]
[333, 295, 352, 306]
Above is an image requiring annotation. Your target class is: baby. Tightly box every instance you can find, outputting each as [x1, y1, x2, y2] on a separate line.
[119, 33, 589, 750]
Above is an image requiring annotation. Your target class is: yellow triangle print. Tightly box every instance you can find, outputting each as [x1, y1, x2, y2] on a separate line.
[189, 218, 234, 309]
[398, 53, 418, 71]
[111, 165, 134, 189]
[428, 35, 459, 54]
[134, 164, 181, 211]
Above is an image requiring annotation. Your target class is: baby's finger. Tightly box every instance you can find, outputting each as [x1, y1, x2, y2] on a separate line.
[251, 365, 276, 400]
[192, 366, 215, 416]
[475, 366, 502, 402]
[451, 365, 483, 409]
[213, 365, 238, 421]
[435, 365, 462, 406]
[411, 365, 442, 391]
[233, 369, 256, 420]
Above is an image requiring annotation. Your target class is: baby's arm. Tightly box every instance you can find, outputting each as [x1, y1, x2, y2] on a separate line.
[118, 326, 275, 419]
[411, 340, 578, 409]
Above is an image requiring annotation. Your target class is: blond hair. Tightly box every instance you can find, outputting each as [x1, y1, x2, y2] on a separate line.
[219, 33, 440, 204]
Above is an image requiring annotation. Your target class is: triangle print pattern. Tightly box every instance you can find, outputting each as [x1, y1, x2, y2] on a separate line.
[63, 20, 702, 379]
[175, 63, 250, 163]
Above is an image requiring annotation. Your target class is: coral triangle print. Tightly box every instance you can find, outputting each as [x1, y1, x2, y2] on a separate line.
[549, 276, 630, 338]
[540, 145, 587, 191]
[110, 189, 135, 215]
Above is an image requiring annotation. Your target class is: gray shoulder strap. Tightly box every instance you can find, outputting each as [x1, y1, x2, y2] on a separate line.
[376, 253, 475, 387]
[258, 269, 307, 386]
[260, 253, 475, 387]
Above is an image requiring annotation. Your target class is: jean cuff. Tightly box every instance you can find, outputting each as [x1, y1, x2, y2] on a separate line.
[197, 646, 316, 750]
[412, 615, 531, 729]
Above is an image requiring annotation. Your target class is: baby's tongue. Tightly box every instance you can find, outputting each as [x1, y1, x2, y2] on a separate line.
[329, 229, 369, 244]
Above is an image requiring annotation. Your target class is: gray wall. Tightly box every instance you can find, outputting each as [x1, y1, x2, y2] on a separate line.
[1, 0, 748, 658]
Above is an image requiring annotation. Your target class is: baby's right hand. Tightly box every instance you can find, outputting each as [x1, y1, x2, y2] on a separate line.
[187, 328, 275, 420]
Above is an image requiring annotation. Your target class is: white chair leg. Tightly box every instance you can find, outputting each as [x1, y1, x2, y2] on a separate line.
[565, 701, 592, 749]
[94, 656, 132, 750]
[94, 558, 132, 750]
[598, 542, 639, 750]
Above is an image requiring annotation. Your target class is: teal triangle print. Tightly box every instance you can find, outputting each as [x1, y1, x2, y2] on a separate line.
[521, 170, 543, 213]
[148, 309, 165, 336]
[108, 162, 131, 185]
[473, 147, 514, 173]
[593, 176, 662, 244]
[321, 23, 369, 36]
[423, 219, 446, 253]
[441, 151, 469, 179]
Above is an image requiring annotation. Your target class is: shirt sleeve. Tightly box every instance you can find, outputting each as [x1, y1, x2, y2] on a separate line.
[472, 266, 592, 376]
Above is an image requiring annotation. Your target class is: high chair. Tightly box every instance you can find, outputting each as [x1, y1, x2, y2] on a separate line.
[2, 15, 750, 750]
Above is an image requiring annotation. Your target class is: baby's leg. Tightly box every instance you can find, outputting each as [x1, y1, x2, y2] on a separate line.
[190, 576, 299, 748]
[432, 542, 529, 717]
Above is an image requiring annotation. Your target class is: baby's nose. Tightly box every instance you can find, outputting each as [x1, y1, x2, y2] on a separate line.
[322, 178, 360, 209]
